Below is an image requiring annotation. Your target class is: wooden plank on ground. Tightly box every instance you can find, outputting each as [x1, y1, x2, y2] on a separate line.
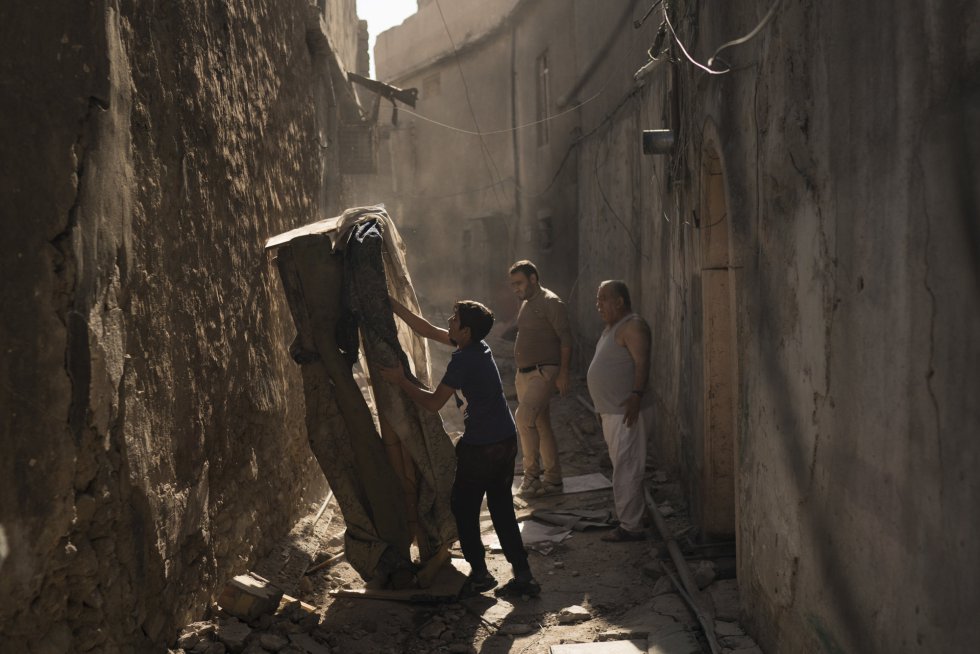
[332, 558, 469, 603]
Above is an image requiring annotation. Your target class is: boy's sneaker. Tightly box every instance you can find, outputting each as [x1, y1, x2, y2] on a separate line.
[494, 577, 541, 598]
[517, 476, 542, 497]
[460, 570, 498, 597]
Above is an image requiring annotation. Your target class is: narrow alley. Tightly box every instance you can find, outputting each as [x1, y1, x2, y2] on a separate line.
[1, 1, 978, 654]
[171, 346, 752, 654]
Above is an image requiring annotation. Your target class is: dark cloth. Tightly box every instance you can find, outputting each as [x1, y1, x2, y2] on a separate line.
[451, 436, 529, 575]
[441, 341, 517, 445]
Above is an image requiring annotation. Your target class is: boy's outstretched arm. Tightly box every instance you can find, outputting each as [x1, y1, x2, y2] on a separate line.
[379, 363, 455, 413]
[390, 297, 453, 347]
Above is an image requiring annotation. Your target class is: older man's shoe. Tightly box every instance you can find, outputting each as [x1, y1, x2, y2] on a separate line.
[600, 526, 646, 542]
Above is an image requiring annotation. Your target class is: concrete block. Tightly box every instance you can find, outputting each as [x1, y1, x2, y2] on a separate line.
[217, 573, 284, 622]
[557, 604, 592, 624]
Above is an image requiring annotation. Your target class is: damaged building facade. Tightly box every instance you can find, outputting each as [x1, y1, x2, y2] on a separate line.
[373, 0, 980, 652]
[0, 1, 372, 651]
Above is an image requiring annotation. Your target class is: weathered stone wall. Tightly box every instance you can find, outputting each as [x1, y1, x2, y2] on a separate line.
[0, 1, 351, 651]
[578, 0, 980, 652]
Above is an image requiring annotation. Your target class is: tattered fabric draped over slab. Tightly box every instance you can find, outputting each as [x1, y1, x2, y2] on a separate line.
[266, 206, 456, 587]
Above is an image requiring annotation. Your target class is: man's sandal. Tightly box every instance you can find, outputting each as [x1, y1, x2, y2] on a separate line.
[600, 526, 647, 542]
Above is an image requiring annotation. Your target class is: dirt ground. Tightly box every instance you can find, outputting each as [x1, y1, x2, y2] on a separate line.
[173, 334, 762, 654]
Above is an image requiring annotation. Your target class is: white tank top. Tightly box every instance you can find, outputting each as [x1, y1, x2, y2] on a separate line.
[587, 313, 652, 414]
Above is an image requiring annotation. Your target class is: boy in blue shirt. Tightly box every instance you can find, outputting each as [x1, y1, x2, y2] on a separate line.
[380, 298, 540, 598]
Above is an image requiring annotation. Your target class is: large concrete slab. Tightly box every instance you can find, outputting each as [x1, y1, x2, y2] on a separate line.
[550, 640, 646, 654]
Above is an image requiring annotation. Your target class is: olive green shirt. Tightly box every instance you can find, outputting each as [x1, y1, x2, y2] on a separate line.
[514, 286, 573, 368]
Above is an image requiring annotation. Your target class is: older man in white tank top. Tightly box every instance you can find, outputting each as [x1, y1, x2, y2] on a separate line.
[586, 280, 653, 541]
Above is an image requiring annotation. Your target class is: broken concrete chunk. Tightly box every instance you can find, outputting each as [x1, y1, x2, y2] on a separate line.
[651, 594, 697, 626]
[288, 633, 331, 654]
[215, 618, 252, 653]
[191, 639, 213, 654]
[218, 573, 284, 622]
[719, 634, 762, 652]
[178, 621, 216, 649]
[714, 620, 745, 637]
[596, 628, 649, 641]
[557, 605, 592, 624]
[419, 619, 446, 639]
[479, 600, 514, 627]
[500, 623, 535, 635]
[259, 632, 289, 651]
[691, 560, 716, 589]
[641, 560, 664, 580]
[204, 642, 227, 654]
[651, 576, 674, 596]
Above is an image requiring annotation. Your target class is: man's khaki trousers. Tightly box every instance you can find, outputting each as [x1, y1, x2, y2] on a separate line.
[514, 365, 563, 485]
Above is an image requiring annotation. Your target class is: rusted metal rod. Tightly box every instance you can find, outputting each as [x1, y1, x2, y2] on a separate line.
[310, 489, 335, 528]
[304, 551, 345, 576]
[644, 486, 721, 654]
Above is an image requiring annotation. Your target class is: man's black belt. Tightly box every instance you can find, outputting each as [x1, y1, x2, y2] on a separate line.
[517, 363, 559, 373]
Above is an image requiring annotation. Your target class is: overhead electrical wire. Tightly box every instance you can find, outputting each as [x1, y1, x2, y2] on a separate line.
[662, 1, 729, 75]
[663, 0, 784, 75]
[707, 0, 784, 69]
[396, 89, 604, 137]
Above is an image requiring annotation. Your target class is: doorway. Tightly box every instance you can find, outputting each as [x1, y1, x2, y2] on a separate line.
[698, 143, 738, 540]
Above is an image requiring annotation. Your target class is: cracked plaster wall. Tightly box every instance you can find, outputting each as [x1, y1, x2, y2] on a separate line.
[0, 1, 359, 651]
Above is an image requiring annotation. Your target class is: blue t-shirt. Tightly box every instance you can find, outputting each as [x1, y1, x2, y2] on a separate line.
[440, 340, 517, 445]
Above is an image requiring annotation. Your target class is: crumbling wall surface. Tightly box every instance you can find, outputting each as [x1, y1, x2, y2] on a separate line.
[573, 12, 683, 473]
[0, 1, 330, 651]
[700, 1, 980, 652]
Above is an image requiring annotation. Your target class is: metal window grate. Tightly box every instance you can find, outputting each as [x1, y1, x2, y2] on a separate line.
[339, 122, 378, 174]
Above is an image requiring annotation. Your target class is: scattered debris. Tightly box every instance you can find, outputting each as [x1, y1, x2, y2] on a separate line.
[558, 605, 592, 624]
[532, 509, 616, 531]
[651, 576, 674, 596]
[642, 560, 664, 580]
[214, 617, 251, 652]
[714, 620, 746, 637]
[692, 560, 717, 589]
[500, 622, 535, 635]
[176, 622, 215, 650]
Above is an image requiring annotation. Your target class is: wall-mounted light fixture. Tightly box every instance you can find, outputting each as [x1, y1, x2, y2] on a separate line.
[642, 129, 674, 155]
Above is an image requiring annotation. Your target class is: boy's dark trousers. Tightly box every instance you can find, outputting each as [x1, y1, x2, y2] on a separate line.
[451, 436, 530, 576]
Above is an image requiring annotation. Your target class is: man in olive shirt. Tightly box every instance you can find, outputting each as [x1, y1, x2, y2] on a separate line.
[509, 260, 573, 496]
